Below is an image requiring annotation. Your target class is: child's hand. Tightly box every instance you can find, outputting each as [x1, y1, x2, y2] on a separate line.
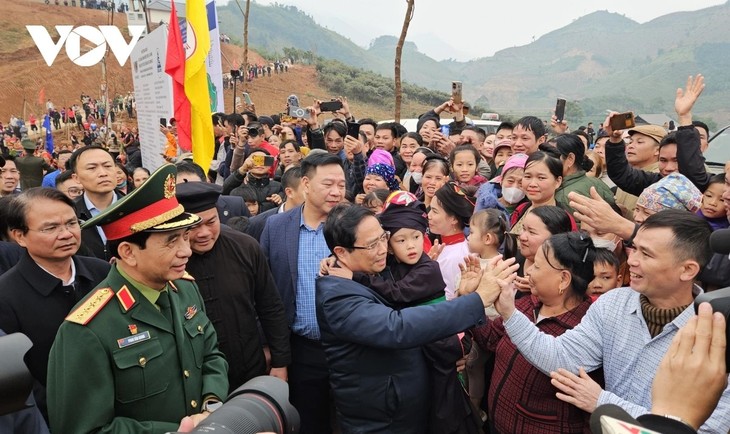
[328, 266, 353, 280]
[319, 257, 337, 276]
[428, 239, 444, 260]
[457, 255, 483, 296]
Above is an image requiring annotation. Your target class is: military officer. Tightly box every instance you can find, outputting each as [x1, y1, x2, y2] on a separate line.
[47, 164, 229, 434]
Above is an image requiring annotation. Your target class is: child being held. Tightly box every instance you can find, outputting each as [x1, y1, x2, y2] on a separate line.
[321, 191, 481, 433]
[587, 247, 623, 300]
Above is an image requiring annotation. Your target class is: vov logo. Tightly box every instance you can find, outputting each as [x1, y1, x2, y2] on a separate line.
[26, 25, 146, 67]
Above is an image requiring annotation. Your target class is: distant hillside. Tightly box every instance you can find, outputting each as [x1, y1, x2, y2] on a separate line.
[220, 1, 730, 124]
[0, 1, 439, 123]
[216, 3, 455, 95]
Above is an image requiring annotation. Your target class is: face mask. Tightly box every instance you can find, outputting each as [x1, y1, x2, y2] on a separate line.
[117, 179, 127, 189]
[593, 237, 618, 252]
[501, 187, 525, 204]
[411, 171, 423, 184]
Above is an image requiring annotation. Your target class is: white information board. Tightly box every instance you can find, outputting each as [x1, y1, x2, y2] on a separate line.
[130, 24, 173, 172]
[206, 0, 225, 113]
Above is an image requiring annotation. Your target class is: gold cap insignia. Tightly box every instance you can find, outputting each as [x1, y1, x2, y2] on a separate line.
[163, 174, 176, 199]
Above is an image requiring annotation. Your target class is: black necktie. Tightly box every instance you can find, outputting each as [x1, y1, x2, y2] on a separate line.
[156, 290, 173, 325]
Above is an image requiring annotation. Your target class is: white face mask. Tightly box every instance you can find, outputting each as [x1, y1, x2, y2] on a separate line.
[501, 187, 525, 204]
[593, 236, 619, 252]
[411, 171, 423, 185]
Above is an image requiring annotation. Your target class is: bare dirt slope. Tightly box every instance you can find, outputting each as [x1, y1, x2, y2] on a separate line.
[1, 1, 427, 125]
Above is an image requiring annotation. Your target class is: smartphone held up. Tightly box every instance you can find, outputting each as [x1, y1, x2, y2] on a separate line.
[252, 154, 276, 167]
[609, 112, 636, 131]
[320, 100, 343, 113]
[555, 98, 566, 123]
[451, 81, 463, 105]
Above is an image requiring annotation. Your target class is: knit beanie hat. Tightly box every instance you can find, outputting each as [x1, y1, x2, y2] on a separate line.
[416, 115, 440, 133]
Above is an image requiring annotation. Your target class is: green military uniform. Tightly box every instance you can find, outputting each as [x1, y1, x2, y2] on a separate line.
[48, 267, 228, 433]
[46, 164, 228, 433]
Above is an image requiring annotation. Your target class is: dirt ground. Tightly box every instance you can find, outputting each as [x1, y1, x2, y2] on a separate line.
[1, 0, 430, 132]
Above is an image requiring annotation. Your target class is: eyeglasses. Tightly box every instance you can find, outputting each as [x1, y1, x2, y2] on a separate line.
[64, 187, 84, 196]
[351, 231, 390, 251]
[28, 219, 80, 235]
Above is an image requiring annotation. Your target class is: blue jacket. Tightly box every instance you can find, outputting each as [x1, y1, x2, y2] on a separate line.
[316, 275, 486, 433]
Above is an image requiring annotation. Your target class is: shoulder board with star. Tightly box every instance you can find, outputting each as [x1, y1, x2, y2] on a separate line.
[181, 271, 195, 281]
[66, 288, 115, 325]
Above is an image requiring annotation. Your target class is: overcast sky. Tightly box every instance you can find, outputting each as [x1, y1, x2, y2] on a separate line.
[236, 0, 726, 61]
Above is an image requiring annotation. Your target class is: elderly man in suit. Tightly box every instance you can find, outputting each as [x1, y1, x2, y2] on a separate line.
[260, 152, 345, 434]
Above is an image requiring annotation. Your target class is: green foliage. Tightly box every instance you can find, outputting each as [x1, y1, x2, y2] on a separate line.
[216, 2, 730, 123]
[565, 101, 584, 121]
[312, 56, 450, 108]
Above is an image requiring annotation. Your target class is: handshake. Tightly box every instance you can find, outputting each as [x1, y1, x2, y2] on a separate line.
[457, 255, 520, 317]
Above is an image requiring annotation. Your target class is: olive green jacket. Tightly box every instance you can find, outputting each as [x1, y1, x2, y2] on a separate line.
[47, 265, 229, 434]
[555, 170, 616, 217]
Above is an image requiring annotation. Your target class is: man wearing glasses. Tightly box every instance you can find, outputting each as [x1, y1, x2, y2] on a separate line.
[0, 187, 110, 422]
[316, 203, 518, 433]
[54, 170, 84, 200]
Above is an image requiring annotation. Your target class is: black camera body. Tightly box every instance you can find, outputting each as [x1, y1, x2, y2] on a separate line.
[169, 376, 299, 434]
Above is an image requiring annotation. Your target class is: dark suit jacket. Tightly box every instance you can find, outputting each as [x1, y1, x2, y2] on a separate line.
[245, 205, 278, 242]
[0, 241, 23, 276]
[73, 192, 124, 260]
[0, 252, 110, 418]
[316, 276, 486, 433]
[259, 205, 302, 325]
[216, 194, 249, 225]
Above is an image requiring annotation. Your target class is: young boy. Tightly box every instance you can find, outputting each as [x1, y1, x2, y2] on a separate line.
[588, 248, 622, 300]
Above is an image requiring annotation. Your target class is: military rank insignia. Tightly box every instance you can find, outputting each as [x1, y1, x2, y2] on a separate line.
[184, 305, 198, 320]
[116, 285, 136, 312]
[65, 288, 114, 325]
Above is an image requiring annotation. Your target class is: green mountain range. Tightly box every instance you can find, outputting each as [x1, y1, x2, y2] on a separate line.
[217, 1, 730, 125]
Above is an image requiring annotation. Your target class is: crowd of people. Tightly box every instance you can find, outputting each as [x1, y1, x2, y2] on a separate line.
[223, 59, 292, 88]
[0, 73, 728, 434]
